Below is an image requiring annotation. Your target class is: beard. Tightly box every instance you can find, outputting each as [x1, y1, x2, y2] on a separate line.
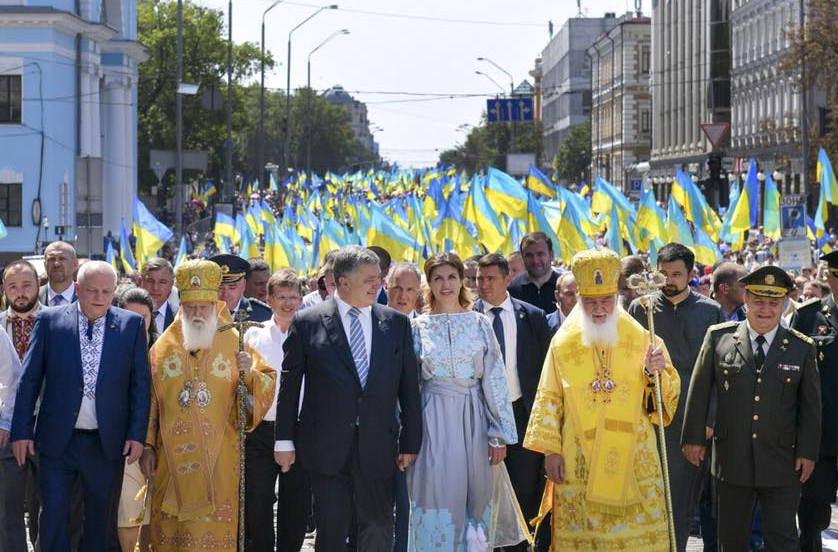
[182, 312, 218, 351]
[579, 304, 619, 348]
[662, 284, 687, 297]
[7, 294, 39, 314]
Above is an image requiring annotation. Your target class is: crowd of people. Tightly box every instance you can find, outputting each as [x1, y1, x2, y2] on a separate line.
[0, 230, 834, 552]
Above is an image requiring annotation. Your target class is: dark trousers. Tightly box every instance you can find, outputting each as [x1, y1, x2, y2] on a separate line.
[799, 456, 838, 552]
[500, 399, 544, 552]
[0, 445, 39, 552]
[698, 462, 717, 552]
[716, 478, 801, 552]
[392, 470, 408, 552]
[309, 433, 394, 552]
[245, 421, 310, 552]
[38, 430, 122, 552]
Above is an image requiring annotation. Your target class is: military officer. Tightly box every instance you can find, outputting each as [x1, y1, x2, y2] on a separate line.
[681, 265, 821, 552]
[792, 251, 838, 552]
[208, 254, 272, 323]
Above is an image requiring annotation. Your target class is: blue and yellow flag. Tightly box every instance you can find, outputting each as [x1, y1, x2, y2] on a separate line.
[666, 195, 695, 247]
[367, 202, 420, 262]
[763, 173, 781, 240]
[691, 226, 721, 267]
[119, 217, 136, 273]
[132, 198, 172, 268]
[525, 164, 556, 198]
[729, 158, 758, 232]
[174, 235, 188, 267]
[485, 168, 528, 220]
[462, 175, 505, 253]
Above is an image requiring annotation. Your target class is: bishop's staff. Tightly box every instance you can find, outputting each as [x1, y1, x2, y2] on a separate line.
[218, 309, 263, 552]
[626, 271, 677, 552]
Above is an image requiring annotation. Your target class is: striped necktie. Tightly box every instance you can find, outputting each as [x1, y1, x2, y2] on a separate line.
[51, 295, 66, 306]
[348, 307, 369, 387]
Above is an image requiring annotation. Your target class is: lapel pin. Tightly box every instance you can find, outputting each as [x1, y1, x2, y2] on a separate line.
[519, 313, 524, 319]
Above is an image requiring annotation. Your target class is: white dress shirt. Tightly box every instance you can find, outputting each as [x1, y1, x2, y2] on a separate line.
[244, 318, 290, 422]
[153, 302, 169, 335]
[47, 284, 75, 306]
[481, 294, 522, 402]
[300, 290, 325, 310]
[76, 305, 106, 429]
[746, 321, 779, 357]
[0, 326, 22, 431]
[275, 295, 372, 453]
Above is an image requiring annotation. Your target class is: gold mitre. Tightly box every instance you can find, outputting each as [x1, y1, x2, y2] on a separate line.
[571, 248, 621, 297]
[175, 259, 222, 303]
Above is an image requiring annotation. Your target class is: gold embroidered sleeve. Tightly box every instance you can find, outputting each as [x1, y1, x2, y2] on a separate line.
[645, 343, 680, 427]
[145, 383, 160, 448]
[523, 347, 564, 455]
[244, 346, 277, 431]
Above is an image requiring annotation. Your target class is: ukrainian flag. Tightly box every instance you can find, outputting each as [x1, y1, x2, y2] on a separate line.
[691, 226, 721, 267]
[432, 189, 477, 254]
[556, 200, 592, 263]
[174, 235, 188, 267]
[763, 173, 781, 240]
[105, 238, 118, 271]
[525, 190, 560, 253]
[525, 164, 557, 198]
[636, 188, 667, 242]
[666, 196, 695, 246]
[132, 198, 172, 267]
[367, 202, 420, 262]
[729, 158, 758, 232]
[815, 147, 838, 236]
[485, 168, 528, 220]
[462, 174, 506, 253]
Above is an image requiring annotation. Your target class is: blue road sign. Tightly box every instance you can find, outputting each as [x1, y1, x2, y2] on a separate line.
[486, 97, 533, 122]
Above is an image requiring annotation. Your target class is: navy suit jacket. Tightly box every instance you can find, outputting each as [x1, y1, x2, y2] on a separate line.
[474, 297, 551, 416]
[38, 284, 77, 307]
[275, 299, 421, 480]
[10, 304, 150, 461]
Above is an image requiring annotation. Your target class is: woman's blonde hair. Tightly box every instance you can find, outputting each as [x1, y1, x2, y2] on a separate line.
[422, 252, 472, 312]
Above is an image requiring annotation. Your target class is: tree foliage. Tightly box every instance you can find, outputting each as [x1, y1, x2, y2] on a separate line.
[552, 121, 591, 185]
[437, 117, 543, 173]
[779, 0, 838, 173]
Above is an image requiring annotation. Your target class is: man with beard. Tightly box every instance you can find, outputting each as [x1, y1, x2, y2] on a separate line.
[39, 241, 78, 306]
[0, 260, 30, 552]
[0, 261, 40, 551]
[524, 248, 680, 550]
[140, 259, 275, 551]
[508, 232, 559, 314]
[627, 242, 723, 552]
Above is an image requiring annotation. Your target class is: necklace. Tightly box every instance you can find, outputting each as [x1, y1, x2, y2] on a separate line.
[590, 347, 616, 402]
[178, 352, 212, 409]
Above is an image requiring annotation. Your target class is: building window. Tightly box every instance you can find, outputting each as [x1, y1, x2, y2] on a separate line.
[641, 109, 651, 133]
[820, 107, 832, 137]
[0, 76, 22, 124]
[0, 183, 22, 226]
[640, 45, 651, 75]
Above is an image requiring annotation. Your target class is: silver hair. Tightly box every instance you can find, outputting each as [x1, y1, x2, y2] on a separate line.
[332, 245, 380, 282]
[77, 260, 118, 287]
[387, 261, 421, 287]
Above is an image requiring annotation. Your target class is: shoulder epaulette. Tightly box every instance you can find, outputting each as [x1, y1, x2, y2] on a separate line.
[249, 297, 270, 310]
[796, 297, 822, 312]
[787, 326, 815, 345]
[708, 321, 739, 332]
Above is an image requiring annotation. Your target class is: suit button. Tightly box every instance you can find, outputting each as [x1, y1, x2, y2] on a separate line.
[752, 433, 757, 439]
[757, 378, 762, 384]
[723, 369, 729, 375]
[786, 377, 791, 383]
[754, 396, 760, 401]
[753, 414, 759, 421]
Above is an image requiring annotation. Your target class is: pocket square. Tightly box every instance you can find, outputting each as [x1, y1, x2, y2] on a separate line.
[778, 364, 800, 372]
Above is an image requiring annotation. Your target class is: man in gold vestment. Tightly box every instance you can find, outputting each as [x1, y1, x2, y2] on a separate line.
[524, 248, 680, 551]
[140, 259, 276, 551]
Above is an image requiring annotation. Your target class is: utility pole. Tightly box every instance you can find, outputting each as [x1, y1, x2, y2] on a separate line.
[224, 0, 233, 201]
[175, 0, 183, 237]
[799, 0, 809, 196]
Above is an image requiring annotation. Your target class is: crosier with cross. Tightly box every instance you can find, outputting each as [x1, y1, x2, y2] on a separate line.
[218, 308, 263, 552]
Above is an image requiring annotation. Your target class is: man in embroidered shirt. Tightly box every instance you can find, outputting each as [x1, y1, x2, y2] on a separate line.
[525, 248, 679, 551]
[243, 268, 308, 552]
[139, 259, 275, 552]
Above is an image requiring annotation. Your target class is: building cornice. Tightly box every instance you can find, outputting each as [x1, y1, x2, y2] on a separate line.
[103, 39, 149, 63]
[0, 8, 116, 42]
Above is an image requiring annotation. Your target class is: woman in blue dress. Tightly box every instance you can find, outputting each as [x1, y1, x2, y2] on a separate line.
[407, 252, 524, 552]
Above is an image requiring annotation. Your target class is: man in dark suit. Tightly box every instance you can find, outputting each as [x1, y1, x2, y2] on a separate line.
[475, 253, 551, 547]
[39, 241, 78, 307]
[10, 260, 150, 552]
[210, 254, 272, 322]
[368, 245, 392, 306]
[139, 257, 176, 333]
[682, 265, 821, 551]
[507, 232, 559, 314]
[792, 250, 838, 552]
[275, 245, 421, 552]
[546, 271, 577, 336]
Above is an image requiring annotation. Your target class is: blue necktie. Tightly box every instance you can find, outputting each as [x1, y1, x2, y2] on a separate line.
[51, 295, 65, 307]
[490, 306, 506, 362]
[348, 307, 369, 387]
[86, 320, 94, 341]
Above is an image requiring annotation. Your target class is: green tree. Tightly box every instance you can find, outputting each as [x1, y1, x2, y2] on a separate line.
[552, 121, 591, 185]
[137, 0, 268, 193]
[438, 117, 544, 173]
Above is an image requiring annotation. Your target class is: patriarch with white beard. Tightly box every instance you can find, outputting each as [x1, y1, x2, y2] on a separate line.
[181, 302, 219, 351]
[524, 248, 680, 551]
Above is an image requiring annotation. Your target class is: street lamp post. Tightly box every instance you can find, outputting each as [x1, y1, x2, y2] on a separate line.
[259, 0, 285, 188]
[283, 4, 338, 173]
[175, 0, 183, 236]
[477, 56, 515, 95]
[306, 29, 350, 178]
[476, 69, 515, 152]
[224, 0, 233, 202]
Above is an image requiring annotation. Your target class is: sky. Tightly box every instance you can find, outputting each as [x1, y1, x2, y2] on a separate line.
[197, 0, 644, 168]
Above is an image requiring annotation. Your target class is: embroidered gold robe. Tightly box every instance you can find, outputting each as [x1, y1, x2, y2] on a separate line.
[145, 303, 276, 551]
[524, 308, 680, 551]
